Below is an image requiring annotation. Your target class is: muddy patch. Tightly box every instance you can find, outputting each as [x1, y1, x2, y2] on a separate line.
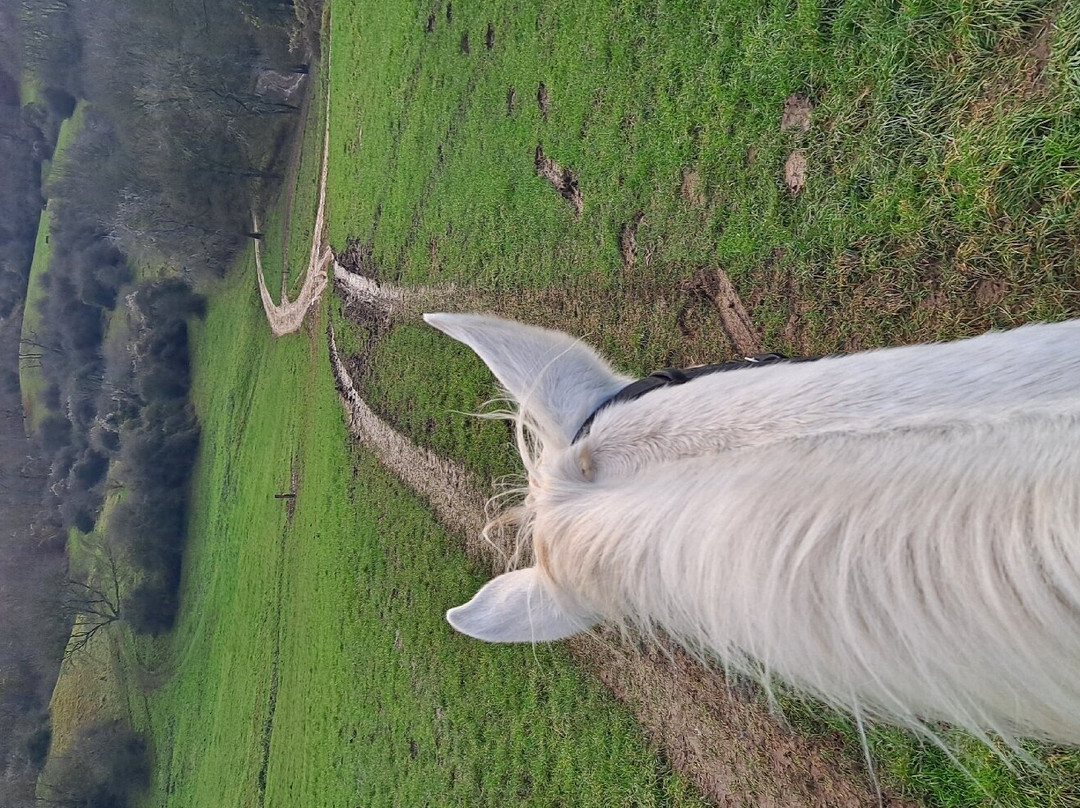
[537, 82, 551, 120]
[535, 144, 583, 217]
[425, 12, 435, 33]
[680, 170, 705, 206]
[781, 93, 813, 134]
[784, 151, 807, 195]
[336, 237, 378, 279]
[506, 85, 517, 115]
[485, 22, 495, 50]
[619, 213, 645, 270]
[573, 634, 905, 807]
[974, 277, 1008, 309]
[683, 269, 765, 356]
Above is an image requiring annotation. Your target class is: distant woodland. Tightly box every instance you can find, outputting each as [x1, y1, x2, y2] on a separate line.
[0, 1, 318, 804]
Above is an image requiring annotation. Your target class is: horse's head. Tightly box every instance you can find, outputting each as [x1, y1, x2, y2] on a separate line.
[423, 312, 634, 643]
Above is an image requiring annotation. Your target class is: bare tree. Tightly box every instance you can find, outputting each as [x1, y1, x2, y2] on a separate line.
[60, 545, 121, 659]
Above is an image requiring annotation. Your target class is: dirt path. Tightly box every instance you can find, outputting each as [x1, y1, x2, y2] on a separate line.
[253, 30, 333, 337]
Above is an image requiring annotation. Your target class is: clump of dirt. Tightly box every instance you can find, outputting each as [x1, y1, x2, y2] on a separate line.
[745, 145, 758, 166]
[459, 31, 470, 54]
[785, 150, 807, 195]
[1027, 16, 1055, 84]
[337, 237, 378, 279]
[781, 93, 813, 133]
[974, 277, 1008, 308]
[535, 144, 583, 218]
[683, 269, 765, 356]
[485, 22, 495, 50]
[537, 82, 551, 120]
[680, 170, 705, 206]
[619, 213, 645, 270]
[506, 85, 517, 115]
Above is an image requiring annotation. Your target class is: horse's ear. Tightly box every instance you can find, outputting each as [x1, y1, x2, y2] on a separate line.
[424, 313, 631, 446]
[446, 568, 597, 643]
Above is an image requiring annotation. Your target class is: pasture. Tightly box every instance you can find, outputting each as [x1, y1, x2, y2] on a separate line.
[45, 0, 1080, 805]
[18, 101, 84, 435]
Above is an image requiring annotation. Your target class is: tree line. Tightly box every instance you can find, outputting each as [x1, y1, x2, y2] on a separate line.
[0, 0, 320, 804]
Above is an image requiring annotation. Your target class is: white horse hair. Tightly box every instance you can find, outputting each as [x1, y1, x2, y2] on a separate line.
[424, 312, 1080, 748]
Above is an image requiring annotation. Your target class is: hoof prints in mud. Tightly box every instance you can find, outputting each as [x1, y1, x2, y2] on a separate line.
[535, 144, 582, 217]
[537, 82, 551, 119]
[618, 212, 644, 270]
[682, 269, 765, 356]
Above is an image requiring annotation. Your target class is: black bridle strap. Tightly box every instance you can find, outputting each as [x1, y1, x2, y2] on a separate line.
[572, 353, 809, 444]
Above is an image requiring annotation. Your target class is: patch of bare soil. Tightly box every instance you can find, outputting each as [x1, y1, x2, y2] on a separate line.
[425, 12, 435, 33]
[333, 259, 455, 326]
[784, 151, 807, 195]
[683, 269, 766, 356]
[781, 93, 813, 134]
[1027, 16, 1055, 84]
[336, 237, 377, 279]
[964, 11, 1058, 125]
[537, 82, 551, 120]
[445, 1, 452, 23]
[681, 170, 706, 206]
[506, 85, 517, 115]
[485, 22, 495, 50]
[974, 277, 1008, 308]
[459, 31, 470, 54]
[535, 144, 583, 217]
[619, 213, 644, 270]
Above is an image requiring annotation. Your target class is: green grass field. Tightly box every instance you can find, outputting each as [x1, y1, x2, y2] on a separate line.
[110, 257, 700, 807]
[321, 1, 1080, 805]
[18, 101, 85, 435]
[42, 1, 1080, 805]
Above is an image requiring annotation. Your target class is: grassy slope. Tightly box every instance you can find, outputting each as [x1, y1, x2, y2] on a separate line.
[120, 255, 703, 807]
[323, 1, 1080, 805]
[327, 0, 1078, 347]
[18, 101, 85, 435]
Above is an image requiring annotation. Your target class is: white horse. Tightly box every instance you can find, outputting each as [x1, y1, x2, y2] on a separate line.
[424, 312, 1080, 747]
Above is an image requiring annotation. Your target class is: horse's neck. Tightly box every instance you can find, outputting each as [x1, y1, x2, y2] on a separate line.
[585, 321, 1080, 468]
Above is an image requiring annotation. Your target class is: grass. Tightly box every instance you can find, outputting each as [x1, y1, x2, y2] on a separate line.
[110, 253, 704, 807]
[326, 0, 1078, 346]
[42, 1, 1080, 805]
[321, 1, 1080, 805]
[18, 101, 85, 435]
